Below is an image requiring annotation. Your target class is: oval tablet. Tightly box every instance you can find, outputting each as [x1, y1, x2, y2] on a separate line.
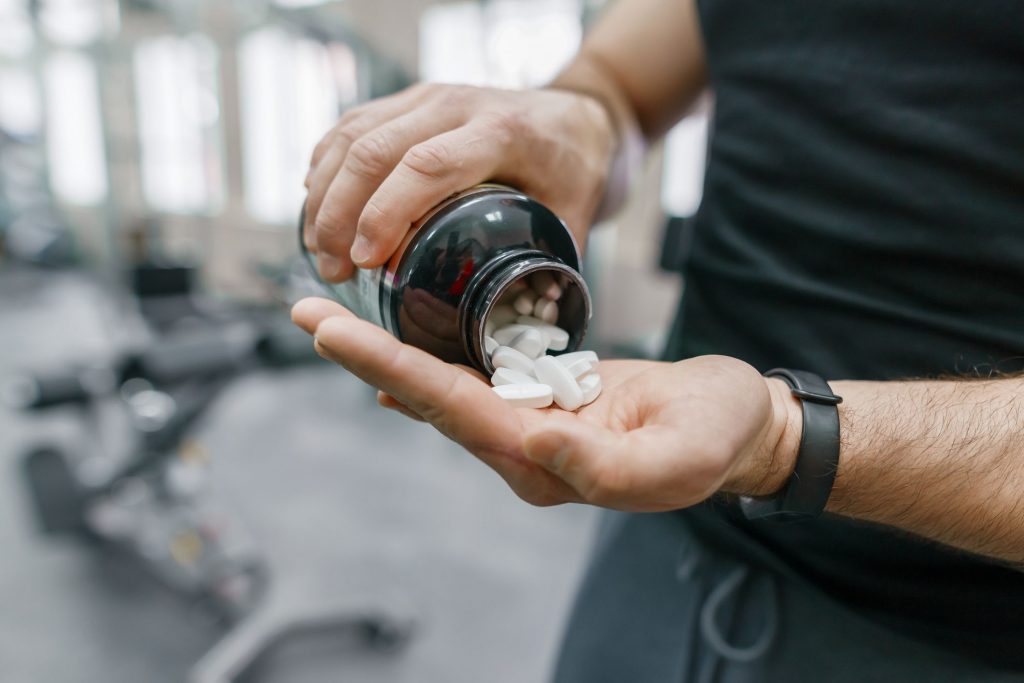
[510, 328, 545, 359]
[493, 382, 553, 409]
[513, 290, 537, 315]
[515, 316, 570, 351]
[530, 270, 562, 301]
[555, 350, 598, 366]
[484, 335, 499, 355]
[533, 297, 559, 324]
[488, 304, 518, 328]
[491, 346, 535, 374]
[563, 357, 595, 379]
[493, 323, 550, 347]
[533, 355, 584, 411]
[579, 373, 602, 406]
[491, 367, 539, 386]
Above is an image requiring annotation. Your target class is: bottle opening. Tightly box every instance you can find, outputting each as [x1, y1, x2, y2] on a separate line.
[461, 250, 591, 375]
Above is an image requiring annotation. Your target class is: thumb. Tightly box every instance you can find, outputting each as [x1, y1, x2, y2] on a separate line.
[523, 421, 623, 503]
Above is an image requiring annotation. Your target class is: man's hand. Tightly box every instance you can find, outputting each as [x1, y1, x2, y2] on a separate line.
[292, 297, 799, 509]
[303, 85, 614, 283]
[291, 296, 1024, 564]
[302, 0, 709, 284]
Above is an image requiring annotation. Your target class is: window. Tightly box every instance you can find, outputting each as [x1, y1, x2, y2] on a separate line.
[44, 51, 108, 206]
[133, 34, 224, 215]
[483, 0, 582, 88]
[0, 0, 34, 58]
[237, 27, 357, 225]
[420, 3, 488, 86]
[0, 66, 42, 137]
[39, 0, 110, 47]
[420, 0, 582, 88]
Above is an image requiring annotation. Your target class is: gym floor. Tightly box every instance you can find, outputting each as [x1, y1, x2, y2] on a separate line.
[0, 268, 597, 683]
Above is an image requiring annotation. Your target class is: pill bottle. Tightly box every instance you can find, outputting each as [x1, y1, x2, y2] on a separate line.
[298, 184, 592, 374]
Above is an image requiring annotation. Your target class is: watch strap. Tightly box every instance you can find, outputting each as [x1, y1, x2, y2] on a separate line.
[739, 368, 842, 522]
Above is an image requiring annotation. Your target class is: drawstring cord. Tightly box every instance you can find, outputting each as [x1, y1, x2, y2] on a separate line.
[695, 565, 779, 682]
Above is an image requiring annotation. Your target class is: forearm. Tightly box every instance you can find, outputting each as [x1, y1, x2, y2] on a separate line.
[774, 376, 1024, 564]
[550, 0, 707, 141]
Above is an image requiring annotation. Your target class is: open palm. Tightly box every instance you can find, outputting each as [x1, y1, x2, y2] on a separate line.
[292, 298, 786, 510]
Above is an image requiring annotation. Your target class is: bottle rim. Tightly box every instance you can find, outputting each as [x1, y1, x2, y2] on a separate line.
[460, 249, 592, 375]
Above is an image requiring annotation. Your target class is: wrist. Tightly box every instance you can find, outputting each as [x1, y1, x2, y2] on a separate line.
[548, 64, 646, 221]
[548, 61, 625, 146]
[723, 377, 803, 497]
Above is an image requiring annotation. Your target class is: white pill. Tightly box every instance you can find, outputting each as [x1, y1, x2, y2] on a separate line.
[533, 297, 559, 324]
[489, 305, 518, 327]
[492, 382, 553, 409]
[491, 346, 535, 374]
[484, 319, 495, 338]
[555, 350, 599, 366]
[491, 367, 538, 386]
[513, 290, 537, 315]
[492, 325, 527, 345]
[514, 315, 547, 327]
[510, 328, 545, 359]
[563, 357, 595, 379]
[516, 316, 569, 351]
[533, 356, 584, 411]
[545, 336, 568, 352]
[579, 374, 602, 406]
[530, 270, 563, 300]
[493, 323, 550, 347]
[484, 335, 499, 355]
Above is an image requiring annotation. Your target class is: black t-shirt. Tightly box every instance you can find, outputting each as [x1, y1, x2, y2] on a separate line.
[665, 0, 1024, 667]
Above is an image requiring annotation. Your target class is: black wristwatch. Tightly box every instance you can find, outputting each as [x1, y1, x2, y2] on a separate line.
[739, 368, 842, 522]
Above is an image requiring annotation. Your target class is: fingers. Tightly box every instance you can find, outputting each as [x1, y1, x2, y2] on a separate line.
[306, 128, 338, 189]
[310, 105, 466, 282]
[352, 117, 515, 268]
[312, 314, 521, 453]
[291, 297, 354, 335]
[303, 86, 430, 268]
[306, 87, 427, 191]
[307, 86, 426, 182]
[292, 295, 513, 451]
[293, 298, 598, 509]
[303, 84, 615, 284]
[378, 391, 426, 422]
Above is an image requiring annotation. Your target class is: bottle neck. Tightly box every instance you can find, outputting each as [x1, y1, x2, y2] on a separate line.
[461, 249, 592, 374]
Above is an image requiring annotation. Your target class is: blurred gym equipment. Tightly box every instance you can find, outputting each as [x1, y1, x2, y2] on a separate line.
[6, 265, 415, 683]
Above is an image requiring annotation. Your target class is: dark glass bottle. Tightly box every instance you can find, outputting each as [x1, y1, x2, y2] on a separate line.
[299, 185, 591, 374]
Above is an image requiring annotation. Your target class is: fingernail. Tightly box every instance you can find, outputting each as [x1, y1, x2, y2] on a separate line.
[350, 234, 372, 266]
[318, 252, 342, 279]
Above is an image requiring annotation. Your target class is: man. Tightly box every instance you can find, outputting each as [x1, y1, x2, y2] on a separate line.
[293, 0, 1024, 679]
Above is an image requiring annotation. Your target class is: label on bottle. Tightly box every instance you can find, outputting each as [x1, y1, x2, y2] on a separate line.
[316, 266, 385, 329]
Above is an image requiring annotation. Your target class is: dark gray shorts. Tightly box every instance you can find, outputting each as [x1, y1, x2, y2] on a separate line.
[552, 512, 1024, 683]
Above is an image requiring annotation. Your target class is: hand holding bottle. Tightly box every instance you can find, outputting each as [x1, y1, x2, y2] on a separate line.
[302, 84, 615, 283]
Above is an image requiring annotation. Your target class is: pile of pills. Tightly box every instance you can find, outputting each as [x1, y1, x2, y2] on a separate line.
[483, 272, 601, 411]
